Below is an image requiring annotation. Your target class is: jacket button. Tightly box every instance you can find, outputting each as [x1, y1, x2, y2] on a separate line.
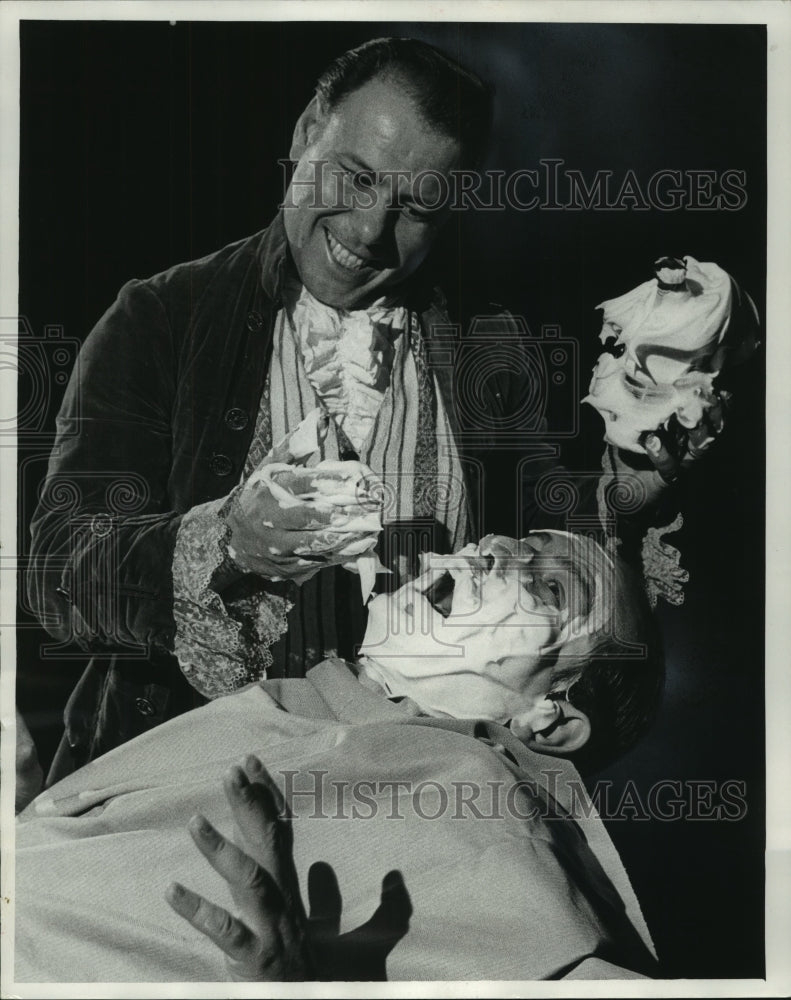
[246, 310, 263, 332]
[210, 453, 234, 477]
[225, 407, 249, 431]
[135, 697, 156, 717]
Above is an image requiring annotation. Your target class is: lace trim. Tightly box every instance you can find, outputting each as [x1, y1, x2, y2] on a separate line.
[410, 312, 440, 521]
[641, 513, 688, 609]
[172, 492, 293, 698]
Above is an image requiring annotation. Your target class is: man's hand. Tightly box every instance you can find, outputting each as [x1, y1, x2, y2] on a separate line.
[642, 388, 731, 486]
[166, 756, 412, 981]
[223, 413, 382, 585]
[166, 758, 311, 981]
[225, 476, 338, 584]
[606, 388, 732, 515]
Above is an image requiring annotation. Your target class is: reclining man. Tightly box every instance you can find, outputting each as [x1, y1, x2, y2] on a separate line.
[16, 530, 662, 982]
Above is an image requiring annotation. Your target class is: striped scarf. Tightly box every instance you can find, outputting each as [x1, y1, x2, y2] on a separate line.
[243, 286, 469, 677]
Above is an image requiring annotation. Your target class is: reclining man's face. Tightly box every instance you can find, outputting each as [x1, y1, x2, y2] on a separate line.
[284, 74, 462, 309]
[359, 532, 611, 724]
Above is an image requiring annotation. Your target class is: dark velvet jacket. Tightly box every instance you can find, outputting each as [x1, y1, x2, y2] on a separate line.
[26, 214, 532, 778]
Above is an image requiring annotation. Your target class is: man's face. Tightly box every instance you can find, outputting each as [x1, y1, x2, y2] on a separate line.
[283, 74, 462, 309]
[359, 532, 610, 722]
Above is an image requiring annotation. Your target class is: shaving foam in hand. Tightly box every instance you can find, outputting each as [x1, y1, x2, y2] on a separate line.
[250, 409, 386, 602]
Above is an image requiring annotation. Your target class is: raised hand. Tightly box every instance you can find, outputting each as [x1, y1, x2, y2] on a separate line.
[223, 410, 382, 585]
[166, 759, 310, 981]
[166, 756, 412, 981]
[642, 387, 731, 485]
[601, 387, 733, 517]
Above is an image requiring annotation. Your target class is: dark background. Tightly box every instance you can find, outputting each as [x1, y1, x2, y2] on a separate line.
[17, 20, 765, 979]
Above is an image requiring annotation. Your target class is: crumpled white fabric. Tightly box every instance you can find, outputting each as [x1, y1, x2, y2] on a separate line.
[289, 282, 408, 453]
[583, 256, 736, 453]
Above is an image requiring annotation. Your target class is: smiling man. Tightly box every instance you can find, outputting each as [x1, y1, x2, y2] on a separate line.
[282, 71, 467, 308]
[25, 38, 503, 779]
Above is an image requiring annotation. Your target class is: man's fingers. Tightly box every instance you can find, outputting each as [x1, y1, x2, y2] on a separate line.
[685, 420, 716, 460]
[242, 755, 288, 815]
[235, 523, 370, 564]
[223, 765, 291, 895]
[237, 486, 335, 531]
[642, 386, 732, 478]
[165, 882, 257, 962]
[644, 432, 679, 484]
[704, 390, 728, 435]
[166, 882, 299, 981]
[224, 763, 282, 824]
[187, 813, 283, 907]
[683, 389, 729, 462]
[177, 791, 307, 980]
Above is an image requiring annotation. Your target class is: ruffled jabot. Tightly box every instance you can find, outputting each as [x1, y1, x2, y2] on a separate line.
[286, 281, 410, 453]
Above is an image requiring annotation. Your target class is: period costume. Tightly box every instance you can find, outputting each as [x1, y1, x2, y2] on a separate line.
[26, 215, 531, 776]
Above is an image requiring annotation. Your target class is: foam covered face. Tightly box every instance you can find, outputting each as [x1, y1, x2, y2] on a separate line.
[358, 532, 611, 722]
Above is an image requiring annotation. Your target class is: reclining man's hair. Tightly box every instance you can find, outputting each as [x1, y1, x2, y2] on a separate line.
[549, 557, 665, 777]
[315, 37, 494, 168]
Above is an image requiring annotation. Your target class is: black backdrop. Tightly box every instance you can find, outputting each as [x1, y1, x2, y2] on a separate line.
[16, 20, 766, 979]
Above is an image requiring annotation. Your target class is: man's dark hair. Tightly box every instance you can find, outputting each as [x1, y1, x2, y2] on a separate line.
[551, 558, 665, 777]
[315, 37, 494, 168]
[563, 644, 664, 777]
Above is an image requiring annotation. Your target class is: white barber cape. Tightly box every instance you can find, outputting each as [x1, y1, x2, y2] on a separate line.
[14, 659, 656, 982]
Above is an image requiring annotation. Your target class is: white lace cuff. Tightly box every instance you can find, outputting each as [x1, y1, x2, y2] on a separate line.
[172, 492, 293, 698]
